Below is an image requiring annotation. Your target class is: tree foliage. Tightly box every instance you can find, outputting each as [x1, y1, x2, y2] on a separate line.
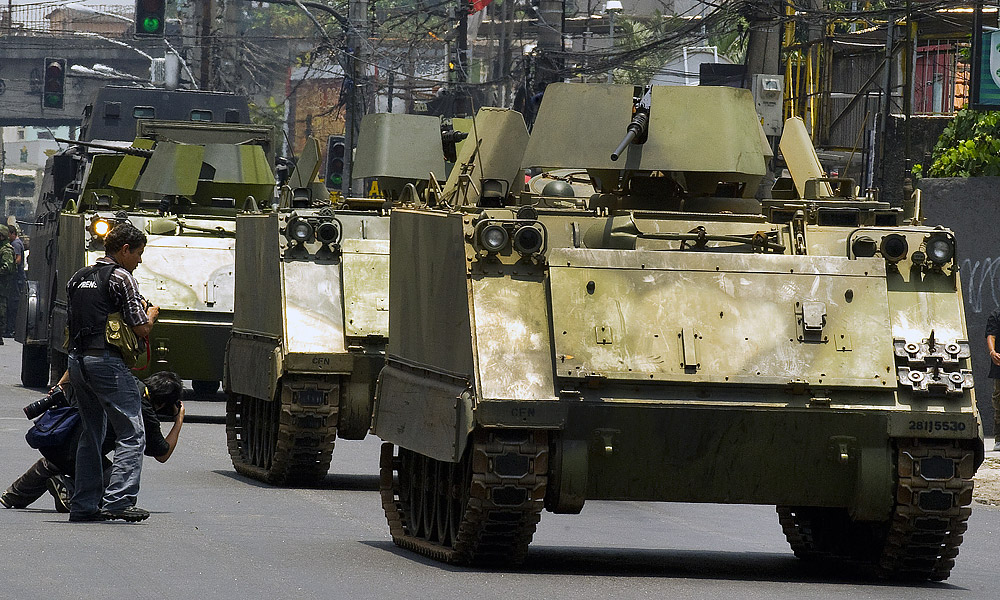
[927, 109, 1000, 178]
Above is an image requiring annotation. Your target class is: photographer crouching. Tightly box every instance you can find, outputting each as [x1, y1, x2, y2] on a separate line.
[1, 371, 185, 513]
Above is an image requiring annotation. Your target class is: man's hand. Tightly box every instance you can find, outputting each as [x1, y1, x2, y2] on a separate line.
[175, 400, 186, 424]
[991, 350, 1000, 367]
[147, 304, 160, 323]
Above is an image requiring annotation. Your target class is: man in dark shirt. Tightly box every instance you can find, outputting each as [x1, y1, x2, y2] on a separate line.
[1, 371, 186, 511]
[66, 222, 159, 522]
[985, 307, 1000, 452]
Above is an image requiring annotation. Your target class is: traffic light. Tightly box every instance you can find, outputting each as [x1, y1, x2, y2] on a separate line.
[326, 135, 345, 189]
[42, 58, 66, 110]
[134, 0, 165, 37]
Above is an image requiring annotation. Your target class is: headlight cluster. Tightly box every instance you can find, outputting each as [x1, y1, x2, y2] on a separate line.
[90, 217, 112, 239]
[473, 211, 546, 258]
[284, 215, 342, 248]
[850, 230, 956, 269]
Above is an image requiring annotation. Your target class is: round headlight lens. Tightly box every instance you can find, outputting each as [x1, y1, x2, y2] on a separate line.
[287, 218, 314, 243]
[91, 219, 111, 238]
[926, 235, 954, 265]
[479, 224, 509, 253]
[316, 221, 340, 245]
[880, 234, 908, 262]
[851, 235, 877, 258]
[513, 225, 544, 255]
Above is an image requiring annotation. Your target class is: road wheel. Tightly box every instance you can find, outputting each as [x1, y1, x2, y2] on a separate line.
[21, 344, 49, 388]
[192, 379, 221, 397]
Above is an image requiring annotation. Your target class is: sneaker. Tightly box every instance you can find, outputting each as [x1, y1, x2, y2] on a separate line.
[68, 512, 106, 522]
[0, 493, 14, 509]
[46, 476, 71, 513]
[101, 506, 150, 522]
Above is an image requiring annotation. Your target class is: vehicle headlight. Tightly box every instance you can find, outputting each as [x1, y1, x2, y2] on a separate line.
[91, 218, 111, 238]
[851, 235, 877, 258]
[477, 223, 509, 253]
[316, 221, 340, 246]
[513, 224, 544, 255]
[286, 217, 314, 244]
[925, 233, 954, 265]
[879, 233, 908, 263]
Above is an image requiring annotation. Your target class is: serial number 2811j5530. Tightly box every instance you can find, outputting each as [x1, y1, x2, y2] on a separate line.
[909, 419, 968, 432]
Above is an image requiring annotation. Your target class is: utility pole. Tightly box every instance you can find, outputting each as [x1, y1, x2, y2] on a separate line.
[199, 0, 214, 90]
[455, 0, 471, 117]
[535, 0, 564, 91]
[743, 0, 782, 198]
[876, 16, 896, 190]
[343, 0, 367, 197]
[743, 0, 782, 86]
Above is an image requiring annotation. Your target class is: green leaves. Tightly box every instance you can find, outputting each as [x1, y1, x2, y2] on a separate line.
[927, 108, 1000, 178]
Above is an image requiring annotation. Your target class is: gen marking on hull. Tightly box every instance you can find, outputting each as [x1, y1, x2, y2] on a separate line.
[312, 356, 331, 366]
[511, 407, 536, 418]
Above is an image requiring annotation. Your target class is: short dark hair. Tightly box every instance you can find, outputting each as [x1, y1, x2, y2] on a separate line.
[144, 371, 183, 407]
[7, 225, 16, 235]
[104, 222, 146, 254]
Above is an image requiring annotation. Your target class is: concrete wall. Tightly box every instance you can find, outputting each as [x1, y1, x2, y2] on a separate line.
[919, 176, 1000, 435]
[880, 115, 951, 206]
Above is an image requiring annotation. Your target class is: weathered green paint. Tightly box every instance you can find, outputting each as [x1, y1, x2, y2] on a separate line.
[523, 83, 766, 196]
[353, 113, 446, 181]
[373, 86, 982, 524]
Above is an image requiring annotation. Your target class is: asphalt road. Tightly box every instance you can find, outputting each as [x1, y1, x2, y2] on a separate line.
[1, 340, 998, 600]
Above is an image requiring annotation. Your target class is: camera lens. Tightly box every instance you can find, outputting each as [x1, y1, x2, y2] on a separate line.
[23, 395, 58, 420]
[23, 388, 67, 420]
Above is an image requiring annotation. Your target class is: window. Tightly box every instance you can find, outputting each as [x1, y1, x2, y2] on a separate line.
[190, 110, 213, 122]
[133, 106, 155, 119]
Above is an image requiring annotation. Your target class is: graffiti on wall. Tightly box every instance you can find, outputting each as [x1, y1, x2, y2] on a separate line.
[961, 256, 1000, 315]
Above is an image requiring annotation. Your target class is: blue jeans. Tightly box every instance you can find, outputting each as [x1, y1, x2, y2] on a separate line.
[69, 351, 145, 514]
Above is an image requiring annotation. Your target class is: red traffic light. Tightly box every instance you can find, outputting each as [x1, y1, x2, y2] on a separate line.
[42, 58, 66, 110]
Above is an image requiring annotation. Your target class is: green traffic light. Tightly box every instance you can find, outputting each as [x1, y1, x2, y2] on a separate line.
[142, 16, 161, 32]
[330, 175, 343, 186]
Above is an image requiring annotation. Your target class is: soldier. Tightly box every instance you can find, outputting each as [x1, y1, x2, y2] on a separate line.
[0, 231, 15, 345]
[6, 225, 25, 337]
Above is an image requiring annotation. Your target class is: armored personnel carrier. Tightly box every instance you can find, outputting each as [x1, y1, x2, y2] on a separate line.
[373, 84, 984, 581]
[224, 113, 462, 484]
[17, 86, 275, 390]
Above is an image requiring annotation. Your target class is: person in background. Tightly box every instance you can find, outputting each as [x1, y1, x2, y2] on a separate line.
[0, 229, 14, 345]
[6, 225, 25, 337]
[985, 307, 1000, 452]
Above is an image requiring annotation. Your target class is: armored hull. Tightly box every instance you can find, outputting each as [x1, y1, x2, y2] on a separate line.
[17, 88, 275, 390]
[223, 113, 454, 484]
[372, 85, 983, 580]
[225, 209, 388, 483]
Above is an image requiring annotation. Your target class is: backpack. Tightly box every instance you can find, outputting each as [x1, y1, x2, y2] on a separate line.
[25, 406, 81, 449]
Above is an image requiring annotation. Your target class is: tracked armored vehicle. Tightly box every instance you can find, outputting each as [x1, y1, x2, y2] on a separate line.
[373, 84, 984, 580]
[224, 113, 463, 484]
[18, 86, 275, 390]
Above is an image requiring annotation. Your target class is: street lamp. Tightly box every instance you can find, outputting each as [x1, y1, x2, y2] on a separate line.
[605, 0, 623, 83]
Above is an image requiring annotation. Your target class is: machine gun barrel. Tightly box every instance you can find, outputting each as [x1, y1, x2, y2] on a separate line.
[610, 85, 653, 161]
[611, 129, 638, 161]
[55, 138, 154, 157]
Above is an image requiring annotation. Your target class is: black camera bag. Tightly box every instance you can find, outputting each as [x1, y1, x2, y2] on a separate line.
[25, 407, 81, 449]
